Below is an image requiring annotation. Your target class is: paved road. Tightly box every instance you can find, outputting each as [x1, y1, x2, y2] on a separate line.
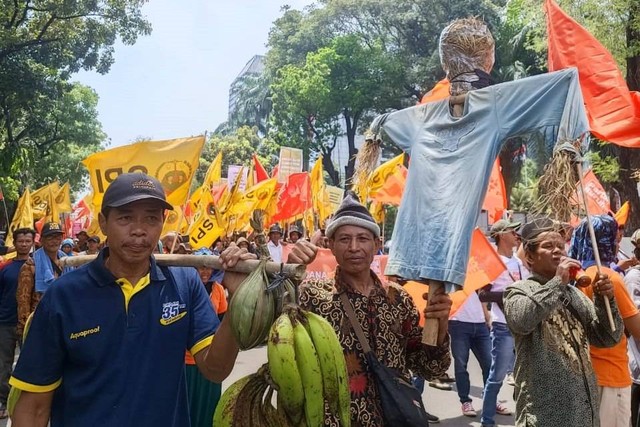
[1, 345, 515, 426]
[223, 346, 516, 427]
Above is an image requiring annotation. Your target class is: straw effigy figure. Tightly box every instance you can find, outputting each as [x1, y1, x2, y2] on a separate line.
[354, 17, 590, 343]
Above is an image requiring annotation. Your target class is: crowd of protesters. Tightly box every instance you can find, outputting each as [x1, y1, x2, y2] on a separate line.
[1, 176, 640, 426]
[0, 204, 317, 424]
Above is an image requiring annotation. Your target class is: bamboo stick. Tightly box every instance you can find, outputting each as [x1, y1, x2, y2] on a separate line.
[576, 162, 616, 332]
[59, 254, 307, 281]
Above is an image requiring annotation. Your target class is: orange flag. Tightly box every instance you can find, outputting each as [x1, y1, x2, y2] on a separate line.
[546, 0, 640, 147]
[271, 173, 311, 222]
[253, 154, 269, 183]
[370, 165, 407, 206]
[449, 228, 508, 317]
[420, 79, 450, 104]
[615, 201, 631, 226]
[482, 159, 507, 225]
[574, 169, 610, 216]
[404, 228, 507, 325]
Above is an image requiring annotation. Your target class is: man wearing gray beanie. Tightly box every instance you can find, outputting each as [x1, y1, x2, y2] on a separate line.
[299, 191, 452, 426]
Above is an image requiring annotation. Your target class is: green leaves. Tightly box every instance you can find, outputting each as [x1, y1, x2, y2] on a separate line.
[0, 0, 150, 203]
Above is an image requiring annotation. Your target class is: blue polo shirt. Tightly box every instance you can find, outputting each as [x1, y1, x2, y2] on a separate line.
[0, 258, 27, 325]
[10, 249, 219, 427]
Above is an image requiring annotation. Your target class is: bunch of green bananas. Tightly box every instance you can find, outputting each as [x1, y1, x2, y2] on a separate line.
[228, 260, 296, 350]
[267, 307, 351, 427]
[213, 365, 293, 427]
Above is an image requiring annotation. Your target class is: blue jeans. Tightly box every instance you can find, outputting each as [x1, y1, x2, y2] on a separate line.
[412, 375, 425, 393]
[480, 322, 515, 426]
[448, 320, 492, 403]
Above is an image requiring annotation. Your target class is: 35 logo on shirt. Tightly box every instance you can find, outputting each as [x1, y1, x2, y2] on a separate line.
[160, 301, 187, 325]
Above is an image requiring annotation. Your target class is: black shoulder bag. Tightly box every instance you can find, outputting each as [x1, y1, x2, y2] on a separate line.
[340, 292, 429, 427]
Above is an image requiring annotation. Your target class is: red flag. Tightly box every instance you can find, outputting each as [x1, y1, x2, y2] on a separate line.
[271, 173, 311, 222]
[271, 164, 279, 179]
[0, 184, 4, 202]
[253, 154, 269, 183]
[482, 159, 507, 225]
[546, 0, 640, 147]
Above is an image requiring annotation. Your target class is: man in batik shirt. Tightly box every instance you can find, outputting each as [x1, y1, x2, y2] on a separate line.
[296, 192, 452, 427]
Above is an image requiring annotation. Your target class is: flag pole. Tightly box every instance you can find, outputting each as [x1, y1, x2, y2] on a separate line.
[170, 131, 208, 254]
[0, 185, 10, 233]
[576, 162, 615, 332]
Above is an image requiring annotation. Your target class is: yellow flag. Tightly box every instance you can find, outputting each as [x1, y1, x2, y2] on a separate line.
[82, 136, 205, 210]
[227, 178, 277, 217]
[310, 157, 331, 223]
[358, 153, 404, 202]
[162, 206, 187, 237]
[189, 152, 222, 214]
[82, 195, 107, 242]
[44, 185, 61, 223]
[246, 163, 255, 190]
[227, 178, 277, 231]
[220, 166, 245, 214]
[202, 152, 222, 189]
[304, 209, 315, 236]
[370, 201, 385, 224]
[188, 190, 225, 250]
[86, 217, 106, 242]
[31, 182, 60, 219]
[54, 182, 72, 213]
[5, 189, 34, 247]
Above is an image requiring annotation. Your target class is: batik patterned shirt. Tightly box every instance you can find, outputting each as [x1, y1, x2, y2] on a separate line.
[504, 275, 622, 427]
[299, 268, 450, 427]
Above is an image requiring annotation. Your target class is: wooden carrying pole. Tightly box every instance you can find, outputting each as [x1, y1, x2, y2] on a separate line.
[60, 254, 307, 282]
[422, 280, 443, 345]
[576, 163, 615, 331]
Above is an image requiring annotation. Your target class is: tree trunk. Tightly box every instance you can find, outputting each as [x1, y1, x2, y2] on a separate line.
[616, 4, 640, 234]
[343, 111, 358, 187]
[321, 152, 340, 186]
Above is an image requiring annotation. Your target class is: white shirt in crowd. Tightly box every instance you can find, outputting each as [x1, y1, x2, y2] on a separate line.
[490, 254, 530, 324]
[625, 267, 640, 385]
[450, 292, 486, 323]
[267, 240, 283, 263]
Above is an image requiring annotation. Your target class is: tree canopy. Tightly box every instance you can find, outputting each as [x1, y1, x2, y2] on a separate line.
[0, 0, 151, 202]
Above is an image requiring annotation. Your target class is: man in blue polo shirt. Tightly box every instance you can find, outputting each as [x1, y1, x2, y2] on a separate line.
[8, 172, 305, 426]
[0, 227, 34, 418]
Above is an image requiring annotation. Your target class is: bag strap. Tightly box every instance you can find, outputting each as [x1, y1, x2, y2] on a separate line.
[339, 292, 373, 354]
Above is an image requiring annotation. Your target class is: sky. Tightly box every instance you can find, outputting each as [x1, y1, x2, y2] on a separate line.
[74, 0, 314, 148]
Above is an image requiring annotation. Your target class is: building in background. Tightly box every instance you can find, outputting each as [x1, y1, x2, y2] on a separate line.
[228, 55, 265, 120]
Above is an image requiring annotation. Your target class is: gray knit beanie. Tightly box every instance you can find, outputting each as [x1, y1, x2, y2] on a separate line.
[325, 191, 380, 239]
